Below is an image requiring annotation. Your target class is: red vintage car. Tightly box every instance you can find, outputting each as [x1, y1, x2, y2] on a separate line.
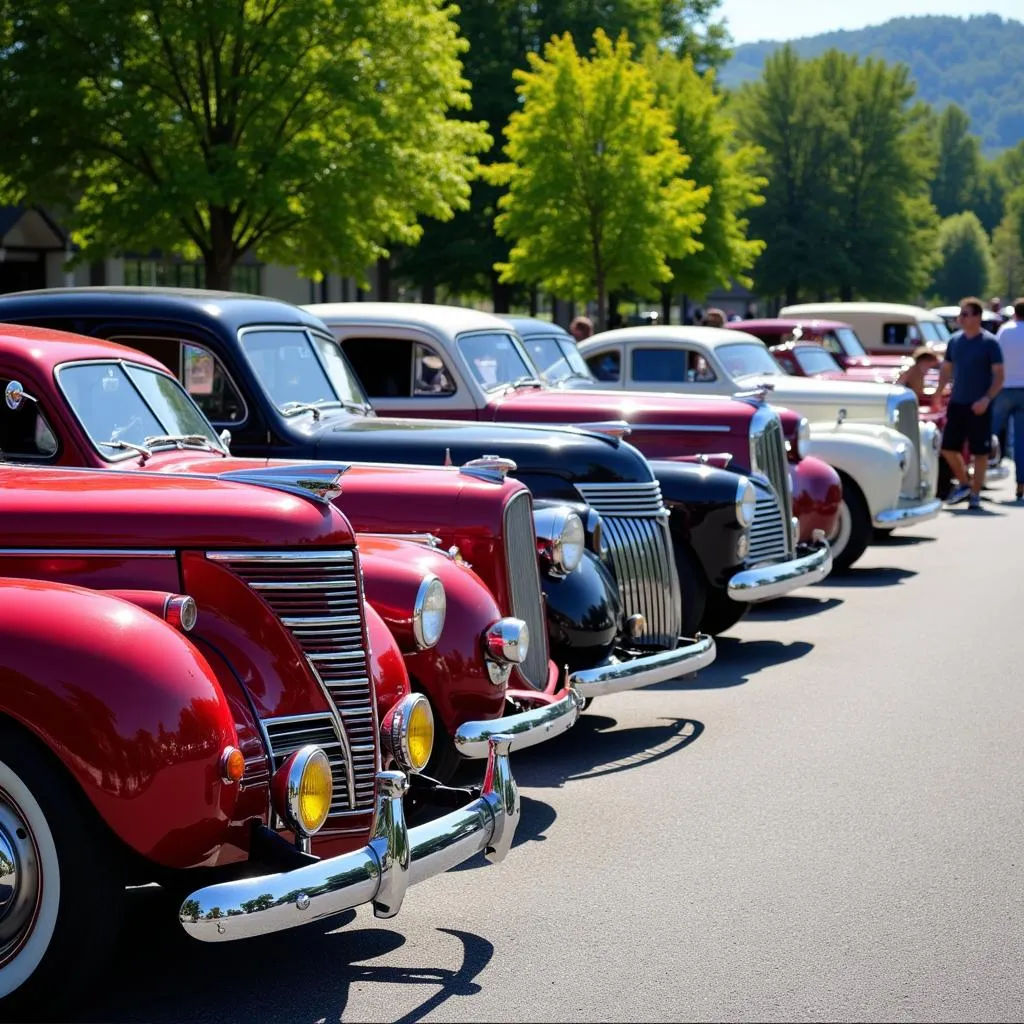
[0, 465, 519, 1013]
[738, 319, 906, 384]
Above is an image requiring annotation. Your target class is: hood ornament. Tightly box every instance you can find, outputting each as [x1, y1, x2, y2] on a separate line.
[461, 454, 517, 482]
[443, 447, 452, 467]
[733, 382, 775, 405]
[573, 420, 632, 442]
[219, 463, 348, 504]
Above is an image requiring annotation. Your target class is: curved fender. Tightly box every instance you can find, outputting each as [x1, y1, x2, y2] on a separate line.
[0, 578, 240, 868]
[805, 427, 904, 517]
[789, 455, 842, 542]
[358, 535, 504, 735]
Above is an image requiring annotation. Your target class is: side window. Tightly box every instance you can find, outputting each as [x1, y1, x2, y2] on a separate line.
[882, 322, 914, 347]
[631, 348, 687, 383]
[412, 344, 455, 396]
[820, 332, 843, 356]
[0, 378, 59, 459]
[585, 349, 621, 382]
[343, 337, 415, 397]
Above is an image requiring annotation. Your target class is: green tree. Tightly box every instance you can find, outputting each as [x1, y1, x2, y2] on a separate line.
[929, 104, 981, 219]
[991, 189, 1024, 302]
[0, 0, 489, 288]
[928, 212, 993, 304]
[968, 161, 1007, 235]
[644, 48, 765, 316]
[488, 31, 708, 329]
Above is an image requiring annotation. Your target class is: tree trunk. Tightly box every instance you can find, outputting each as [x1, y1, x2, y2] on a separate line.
[491, 274, 511, 314]
[596, 278, 608, 332]
[376, 256, 391, 301]
[660, 288, 672, 325]
[839, 282, 853, 302]
[205, 207, 236, 290]
[421, 282, 436, 304]
[785, 279, 799, 306]
[529, 285, 538, 317]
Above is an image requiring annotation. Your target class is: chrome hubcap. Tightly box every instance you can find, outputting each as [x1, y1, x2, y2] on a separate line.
[0, 791, 40, 967]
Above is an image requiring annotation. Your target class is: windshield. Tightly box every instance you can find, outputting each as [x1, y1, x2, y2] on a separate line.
[832, 327, 867, 357]
[59, 361, 222, 455]
[520, 334, 593, 385]
[457, 331, 536, 390]
[718, 342, 784, 379]
[920, 320, 948, 342]
[240, 328, 368, 413]
[795, 347, 843, 375]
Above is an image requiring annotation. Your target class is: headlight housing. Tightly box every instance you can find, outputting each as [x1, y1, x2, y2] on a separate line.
[412, 575, 446, 649]
[271, 745, 334, 839]
[735, 478, 757, 527]
[534, 507, 585, 576]
[482, 617, 530, 685]
[894, 442, 909, 473]
[796, 417, 811, 459]
[380, 693, 435, 774]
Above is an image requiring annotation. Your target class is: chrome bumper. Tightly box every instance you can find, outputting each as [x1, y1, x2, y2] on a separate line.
[179, 735, 518, 942]
[873, 497, 942, 529]
[727, 537, 833, 603]
[454, 687, 583, 758]
[566, 632, 717, 699]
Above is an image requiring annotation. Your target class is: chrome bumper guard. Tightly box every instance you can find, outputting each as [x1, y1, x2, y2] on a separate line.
[454, 687, 583, 759]
[179, 735, 519, 942]
[727, 537, 832, 603]
[567, 633, 717, 699]
[873, 497, 942, 529]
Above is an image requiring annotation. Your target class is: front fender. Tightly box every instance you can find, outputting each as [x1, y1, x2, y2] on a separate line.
[0, 578, 240, 869]
[806, 426, 904, 516]
[789, 455, 842, 542]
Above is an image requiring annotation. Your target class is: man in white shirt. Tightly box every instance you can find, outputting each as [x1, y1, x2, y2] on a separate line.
[995, 297, 1024, 499]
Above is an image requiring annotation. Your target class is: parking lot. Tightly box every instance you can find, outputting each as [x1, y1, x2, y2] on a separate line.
[78, 477, 1024, 1024]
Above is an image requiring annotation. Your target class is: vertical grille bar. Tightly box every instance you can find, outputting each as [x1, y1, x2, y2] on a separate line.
[896, 395, 921, 497]
[502, 490, 550, 688]
[750, 407, 794, 557]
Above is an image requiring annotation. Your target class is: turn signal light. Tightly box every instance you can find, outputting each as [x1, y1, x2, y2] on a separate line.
[219, 745, 245, 784]
[165, 595, 198, 633]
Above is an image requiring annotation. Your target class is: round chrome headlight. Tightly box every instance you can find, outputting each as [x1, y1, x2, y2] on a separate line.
[534, 508, 585, 575]
[796, 417, 811, 459]
[381, 693, 435, 774]
[735, 478, 757, 527]
[412, 575, 446, 649]
[271, 745, 334, 838]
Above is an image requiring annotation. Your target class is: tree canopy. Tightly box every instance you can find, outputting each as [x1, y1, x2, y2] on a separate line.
[0, 0, 489, 288]
[488, 30, 708, 328]
[929, 213, 993, 304]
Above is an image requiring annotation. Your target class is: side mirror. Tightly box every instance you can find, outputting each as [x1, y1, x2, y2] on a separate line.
[219, 429, 232, 451]
[5, 381, 37, 411]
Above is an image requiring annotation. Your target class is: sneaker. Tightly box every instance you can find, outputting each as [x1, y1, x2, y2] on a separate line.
[968, 493, 982, 510]
[946, 483, 971, 505]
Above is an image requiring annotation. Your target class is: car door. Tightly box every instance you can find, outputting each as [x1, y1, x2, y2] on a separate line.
[627, 345, 724, 395]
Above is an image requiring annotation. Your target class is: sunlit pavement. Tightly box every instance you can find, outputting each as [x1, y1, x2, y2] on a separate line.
[77, 476, 1024, 1024]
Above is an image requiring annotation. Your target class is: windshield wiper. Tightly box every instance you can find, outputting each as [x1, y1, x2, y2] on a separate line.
[553, 371, 592, 385]
[100, 439, 152, 461]
[508, 375, 544, 391]
[279, 399, 346, 421]
[143, 433, 227, 455]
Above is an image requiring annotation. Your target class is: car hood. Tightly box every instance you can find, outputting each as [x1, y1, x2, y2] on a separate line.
[739, 373, 907, 411]
[0, 465, 355, 549]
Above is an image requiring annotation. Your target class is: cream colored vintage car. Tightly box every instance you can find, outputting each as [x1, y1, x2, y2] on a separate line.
[778, 302, 950, 356]
[576, 325, 942, 569]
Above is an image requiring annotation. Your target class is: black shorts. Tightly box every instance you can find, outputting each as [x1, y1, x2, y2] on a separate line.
[941, 402, 992, 456]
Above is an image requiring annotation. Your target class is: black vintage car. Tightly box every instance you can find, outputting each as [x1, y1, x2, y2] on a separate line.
[0, 288, 758, 642]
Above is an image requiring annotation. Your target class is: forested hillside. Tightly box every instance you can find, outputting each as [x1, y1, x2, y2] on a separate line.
[720, 14, 1024, 153]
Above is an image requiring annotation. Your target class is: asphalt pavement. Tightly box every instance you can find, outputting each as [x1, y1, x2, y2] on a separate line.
[76, 476, 1024, 1023]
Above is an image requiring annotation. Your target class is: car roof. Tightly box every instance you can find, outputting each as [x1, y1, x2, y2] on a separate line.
[578, 325, 760, 350]
[739, 318, 853, 331]
[305, 302, 512, 336]
[500, 315, 571, 337]
[0, 322, 169, 373]
[779, 301, 944, 322]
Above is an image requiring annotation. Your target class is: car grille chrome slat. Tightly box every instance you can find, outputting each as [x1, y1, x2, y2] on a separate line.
[896, 395, 921, 498]
[574, 481, 682, 648]
[749, 409, 794, 559]
[503, 490, 551, 688]
[747, 483, 789, 565]
[262, 714, 352, 816]
[207, 549, 378, 818]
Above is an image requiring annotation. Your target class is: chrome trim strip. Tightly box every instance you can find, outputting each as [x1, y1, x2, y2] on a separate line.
[568, 633, 717, 698]
[0, 548, 176, 558]
[179, 736, 519, 941]
[872, 498, 942, 529]
[454, 689, 583, 758]
[629, 423, 731, 433]
[727, 539, 833, 602]
[206, 550, 355, 563]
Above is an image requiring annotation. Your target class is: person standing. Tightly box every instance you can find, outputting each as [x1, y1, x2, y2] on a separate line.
[939, 296, 1005, 509]
[995, 297, 1024, 500]
[897, 346, 941, 407]
[569, 316, 593, 342]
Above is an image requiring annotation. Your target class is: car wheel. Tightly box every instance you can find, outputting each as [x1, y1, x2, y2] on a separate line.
[700, 588, 750, 636]
[0, 725, 122, 1017]
[672, 541, 707, 638]
[828, 473, 872, 572]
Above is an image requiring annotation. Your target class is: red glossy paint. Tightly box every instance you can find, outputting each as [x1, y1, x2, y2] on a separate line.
[0, 578, 241, 868]
[740, 319, 907, 376]
[789, 458, 843, 542]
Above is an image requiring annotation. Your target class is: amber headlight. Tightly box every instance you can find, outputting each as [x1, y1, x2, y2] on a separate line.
[381, 694, 435, 774]
[271, 745, 333, 837]
[413, 576, 446, 649]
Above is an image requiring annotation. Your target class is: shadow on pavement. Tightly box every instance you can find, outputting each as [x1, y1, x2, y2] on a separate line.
[745, 595, 843, 620]
[871, 530, 936, 545]
[944, 504, 1006, 517]
[76, 892, 493, 1024]
[820, 566, 916, 587]
[649, 636, 813, 690]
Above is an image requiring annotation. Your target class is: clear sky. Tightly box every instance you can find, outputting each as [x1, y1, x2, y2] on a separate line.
[719, 0, 1023, 45]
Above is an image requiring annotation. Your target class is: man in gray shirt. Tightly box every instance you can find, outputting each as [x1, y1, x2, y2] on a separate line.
[995, 297, 1024, 500]
[939, 296, 1005, 509]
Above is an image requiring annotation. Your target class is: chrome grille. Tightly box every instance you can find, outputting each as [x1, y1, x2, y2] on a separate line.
[747, 479, 789, 565]
[574, 481, 682, 648]
[895, 394, 921, 498]
[503, 490, 550, 688]
[750, 407, 794, 556]
[263, 713, 352, 817]
[207, 550, 377, 816]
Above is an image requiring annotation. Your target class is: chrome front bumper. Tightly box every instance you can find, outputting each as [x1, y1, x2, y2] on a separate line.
[454, 687, 583, 758]
[566, 632, 717, 699]
[727, 537, 833, 603]
[873, 497, 942, 529]
[179, 735, 518, 942]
